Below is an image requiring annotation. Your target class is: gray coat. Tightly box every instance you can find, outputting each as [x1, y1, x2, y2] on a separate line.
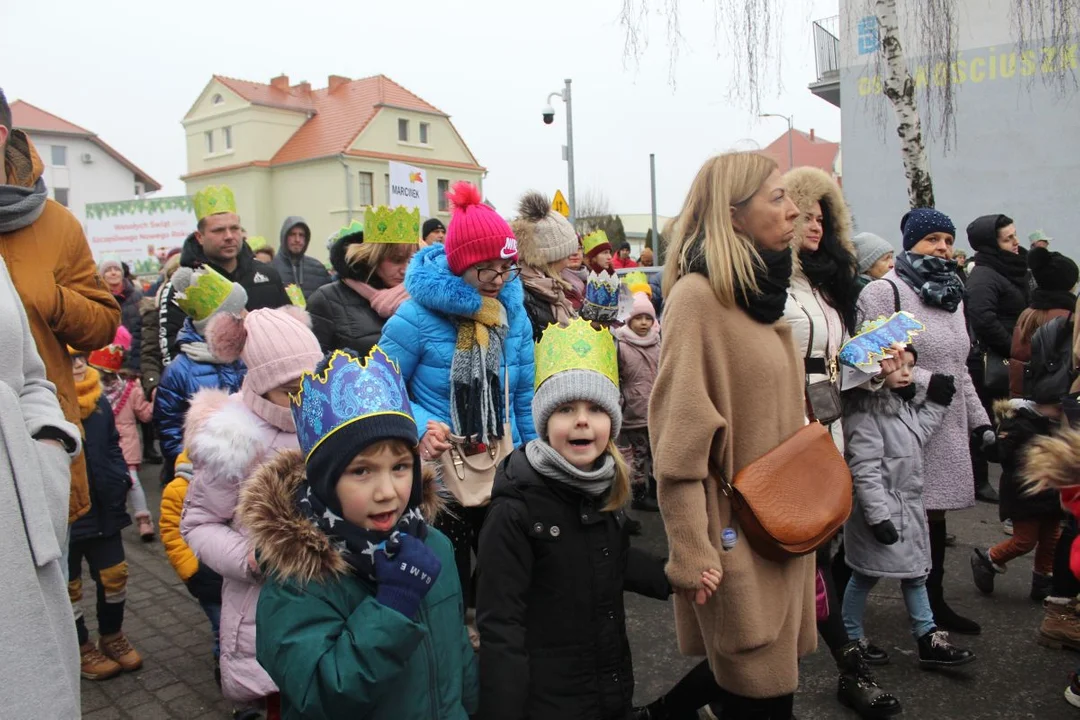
[273, 215, 331, 299]
[0, 256, 83, 718]
[842, 389, 947, 579]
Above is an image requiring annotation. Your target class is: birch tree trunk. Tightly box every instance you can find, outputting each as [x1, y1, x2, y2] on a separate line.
[875, 0, 936, 207]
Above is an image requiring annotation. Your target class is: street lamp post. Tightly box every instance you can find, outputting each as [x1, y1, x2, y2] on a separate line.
[760, 113, 794, 170]
[545, 79, 576, 224]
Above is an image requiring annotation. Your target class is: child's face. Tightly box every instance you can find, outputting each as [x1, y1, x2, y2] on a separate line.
[335, 442, 415, 532]
[546, 400, 612, 471]
[263, 378, 302, 408]
[629, 314, 654, 337]
[883, 350, 916, 389]
[593, 249, 612, 269]
[71, 354, 88, 382]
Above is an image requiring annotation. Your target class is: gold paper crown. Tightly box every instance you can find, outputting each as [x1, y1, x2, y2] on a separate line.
[247, 236, 269, 251]
[331, 219, 365, 245]
[285, 284, 306, 308]
[534, 317, 619, 391]
[175, 266, 234, 321]
[193, 185, 238, 221]
[364, 205, 421, 244]
[582, 229, 611, 256]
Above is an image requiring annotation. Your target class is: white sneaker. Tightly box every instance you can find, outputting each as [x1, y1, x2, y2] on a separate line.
[1003, 519, 1014, 536]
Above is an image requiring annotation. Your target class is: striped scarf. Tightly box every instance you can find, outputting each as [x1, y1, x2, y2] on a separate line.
[450, 296, 508, 443]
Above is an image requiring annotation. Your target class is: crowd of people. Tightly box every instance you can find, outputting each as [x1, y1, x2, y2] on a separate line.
[5, 80, 1080, 719]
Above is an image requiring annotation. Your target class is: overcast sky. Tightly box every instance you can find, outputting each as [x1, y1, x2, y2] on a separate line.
[1, 0, 839, 218]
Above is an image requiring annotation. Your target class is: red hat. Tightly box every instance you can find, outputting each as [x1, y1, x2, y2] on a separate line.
[87, 326, 132, 373]
[443, 181, 518, 275]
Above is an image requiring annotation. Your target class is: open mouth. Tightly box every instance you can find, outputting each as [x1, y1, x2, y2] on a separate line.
[368, 510, 398, 532]
[568, 439, 593, 448]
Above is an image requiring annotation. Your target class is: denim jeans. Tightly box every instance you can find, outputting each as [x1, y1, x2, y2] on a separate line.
[199, 599, 222, 659]
[843, 571, 936, 641]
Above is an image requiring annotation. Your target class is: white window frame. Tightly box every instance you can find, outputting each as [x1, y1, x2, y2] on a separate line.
[419, 122, 430, 145]
[223, 126, 232, 150]
[437, 179, 450, 212]
[204, 130, 214, 155]
[358, 171, 374, 207]
[398, 118, 409, 142]
[51, 145, 67, 167]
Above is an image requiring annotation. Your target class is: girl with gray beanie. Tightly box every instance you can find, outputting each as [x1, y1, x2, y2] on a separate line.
[852, 232, 895, 288]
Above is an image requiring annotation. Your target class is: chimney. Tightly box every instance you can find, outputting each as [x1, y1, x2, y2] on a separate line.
[270, 74, 289, 90]
[292, 81, 312, 94]
[809, 128, 816, 142]
[328, 74, 351, 92]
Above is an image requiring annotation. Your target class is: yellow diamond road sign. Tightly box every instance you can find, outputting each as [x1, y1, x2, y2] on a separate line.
[551, 190, 570, 218]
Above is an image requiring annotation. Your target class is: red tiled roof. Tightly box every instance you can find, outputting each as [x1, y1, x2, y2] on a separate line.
[10, 100, 162, 191]
[761, 129, 840, 176]
[180, 160, 271, 181]
[210, 74, 482, 169]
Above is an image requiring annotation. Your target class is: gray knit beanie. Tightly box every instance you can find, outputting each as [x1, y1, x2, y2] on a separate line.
[532, 368, 622, 440]
[852, 232, 895, 274]
[171, 266, 249, 334]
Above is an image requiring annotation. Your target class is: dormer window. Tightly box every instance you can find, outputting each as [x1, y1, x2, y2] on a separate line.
[212, 93, 224, 105]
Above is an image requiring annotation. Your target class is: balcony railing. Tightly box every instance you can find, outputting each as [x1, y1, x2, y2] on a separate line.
[813, 15, 840, 81]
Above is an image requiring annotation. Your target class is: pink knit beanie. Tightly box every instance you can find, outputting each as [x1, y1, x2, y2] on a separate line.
[206, 307, 322, 396]
[630, 291, 656, 321]
[443, 181, 518, 275]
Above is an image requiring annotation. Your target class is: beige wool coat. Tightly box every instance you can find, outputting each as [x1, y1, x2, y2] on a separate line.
[650, 273, 817, 698]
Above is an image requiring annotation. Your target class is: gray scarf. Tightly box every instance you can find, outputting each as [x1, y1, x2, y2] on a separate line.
[0, 133, 47, 233]
[525, 439, 615, 498]
[181, 341, 229, 365]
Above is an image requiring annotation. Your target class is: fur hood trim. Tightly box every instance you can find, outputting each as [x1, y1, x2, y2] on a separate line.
[993, 397, 1037, 424]
[843, 386, 906, 416]
[782, 167, 854, 272]
[239, 450, 444, 585]
[1024, 426, 1080, 492]
[183, 389, 272, 484]
[404, 243, 525, 321]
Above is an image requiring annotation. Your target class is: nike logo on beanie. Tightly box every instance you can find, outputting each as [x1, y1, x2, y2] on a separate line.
[500, 237, 518, 260]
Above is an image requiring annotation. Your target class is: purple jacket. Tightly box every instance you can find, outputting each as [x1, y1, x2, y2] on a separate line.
[180, 389, 295, 702]
[857, 270, 989, 511]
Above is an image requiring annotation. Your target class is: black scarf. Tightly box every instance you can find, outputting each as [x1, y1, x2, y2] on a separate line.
[799, 246, 859, 333]
[891, 384, 918, 402]
[295, 470, 427, 581]
[894, 251, 966, 313]
[1031, 288, 1077, 311]
[973, 247, 1029, 290]
[688, 241, 791, 324]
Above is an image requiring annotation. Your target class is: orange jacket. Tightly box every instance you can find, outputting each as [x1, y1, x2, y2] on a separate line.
[160, 451, 199, 582]
[0, 131, 121, 521]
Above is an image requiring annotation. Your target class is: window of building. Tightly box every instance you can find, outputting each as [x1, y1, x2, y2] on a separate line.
[358, 172, 374, 206]
[384, 174, 391, 203]
[437, 179, 450, 212]
[223, 126, 232, 150]
[419, 122, 430, 145]
[204, 131, 214, 154]
[398, 118, 409, 142]
[51, 145, 67, 167]
[212, 93, 224, 105]
[54, 188, 69, 207]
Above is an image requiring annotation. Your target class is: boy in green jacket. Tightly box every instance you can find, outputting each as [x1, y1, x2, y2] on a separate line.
[240, 346, 477, 719]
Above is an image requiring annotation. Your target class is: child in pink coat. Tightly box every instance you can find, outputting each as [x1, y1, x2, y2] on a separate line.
[614, 291, 661, 512]
[88, 326, 156, 540]
[180, 307, 322, 714]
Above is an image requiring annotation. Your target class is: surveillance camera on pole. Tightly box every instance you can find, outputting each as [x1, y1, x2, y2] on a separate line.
[541, 104, 555, 125]
[543, 80, 575, 223]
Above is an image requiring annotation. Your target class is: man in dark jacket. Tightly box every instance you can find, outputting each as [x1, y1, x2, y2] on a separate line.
[273, 215, 330, 299]
[965, 213, 1029, 504]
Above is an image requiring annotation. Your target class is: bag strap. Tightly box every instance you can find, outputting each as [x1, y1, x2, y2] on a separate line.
[884, 279, 901, 314]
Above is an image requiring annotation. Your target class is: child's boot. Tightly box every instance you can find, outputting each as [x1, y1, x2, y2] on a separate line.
[1066, 672, 1080, 709]
[970, 547, 1004, 594]
[917, 628, 976, 670]
[80, 642, 122, 680]
[135, 511, 155, 542]
[99, 632, 143, 672]
[836, 641, 902, 718]
[1038, 599, 1080, 651]
[1032, 572, 1054, 602]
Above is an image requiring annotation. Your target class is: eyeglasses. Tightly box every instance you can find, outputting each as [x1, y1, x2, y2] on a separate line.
[475, 266, 521, 283]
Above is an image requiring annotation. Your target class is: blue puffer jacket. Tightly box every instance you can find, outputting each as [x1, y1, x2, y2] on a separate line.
[153, 320, 245, 463]
[378, 244, 537, 445]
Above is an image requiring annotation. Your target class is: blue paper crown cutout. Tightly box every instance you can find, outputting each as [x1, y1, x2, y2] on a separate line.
[839, 312, 925, 369]
[292, 347, 414, 461]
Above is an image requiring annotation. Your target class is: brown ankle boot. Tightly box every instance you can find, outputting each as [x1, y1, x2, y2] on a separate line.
[99, 632, 143, 672]
[80, 642, 122, 680]
[1037, 601, 1080, 651]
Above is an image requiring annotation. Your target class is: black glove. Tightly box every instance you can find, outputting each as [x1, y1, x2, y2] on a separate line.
[871, 519, 899, 545]
[184, 565, 224, 604]
[926, 374, 957, 406]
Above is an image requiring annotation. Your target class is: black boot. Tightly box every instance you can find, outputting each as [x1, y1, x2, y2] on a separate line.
[836, 641, 902, 718]
[970, 547, 1002, 594]
[631, 697, 699, 720]
[917, 628, 976, 670]
[631, 480, 660, 512]
[928, 516, 981, 635]
[1032, 572, 1054, 602]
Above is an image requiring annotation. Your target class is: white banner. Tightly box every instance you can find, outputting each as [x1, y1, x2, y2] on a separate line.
[85, 196, 195, 275]
[388, 161, 430, 216]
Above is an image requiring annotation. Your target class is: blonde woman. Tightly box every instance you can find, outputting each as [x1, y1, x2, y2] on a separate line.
[648, 152, 813, 719]
[306, 223, 416, 356]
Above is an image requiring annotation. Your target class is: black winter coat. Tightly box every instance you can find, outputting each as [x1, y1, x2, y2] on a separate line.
[306, 281, 386, 356]
[71, 396, 133, 542]
[990, 401, 1063, 522]
[476, 448, 669, 720]
[112, 280, 143, 373]
[966, 263, 1029, 358]
[522, 289, 557, 343]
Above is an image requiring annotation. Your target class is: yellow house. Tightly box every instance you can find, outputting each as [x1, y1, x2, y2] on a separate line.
[182, 73, 486, 263]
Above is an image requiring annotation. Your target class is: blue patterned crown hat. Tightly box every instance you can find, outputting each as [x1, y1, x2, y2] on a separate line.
[581, 270, 633, 325]
[292, 347, 417, 466]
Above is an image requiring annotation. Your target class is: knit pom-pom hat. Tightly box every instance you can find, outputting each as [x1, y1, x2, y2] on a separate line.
[510, 191, 578, 267]
[1028, 246, 1079, 292]
[206, 306, 322, 397]
[443, 181, 518, 275]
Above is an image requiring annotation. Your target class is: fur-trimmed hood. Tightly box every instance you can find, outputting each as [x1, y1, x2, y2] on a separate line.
[183, 389, 279, 484]
[404, 242, 525, 320]
[992, 397, 1039, 425]
[843, 386, 906, 416]
[1024, 426, 1080, 492]
[239, 450, 442, 585]
[783, 166, 854, 272]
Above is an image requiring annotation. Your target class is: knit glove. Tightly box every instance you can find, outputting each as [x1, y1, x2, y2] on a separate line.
[374, 533, 442, 620]
[925, 374, 956, 406]
[184, 565, 224, 604]
[871, 519, 899, 545]
[971, 424, 996, 449]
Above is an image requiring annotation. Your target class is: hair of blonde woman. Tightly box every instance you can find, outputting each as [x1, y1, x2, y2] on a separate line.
[600, 439, 632, 512]
[661, 152, 780, 305]
[344, 241, 416, 283]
